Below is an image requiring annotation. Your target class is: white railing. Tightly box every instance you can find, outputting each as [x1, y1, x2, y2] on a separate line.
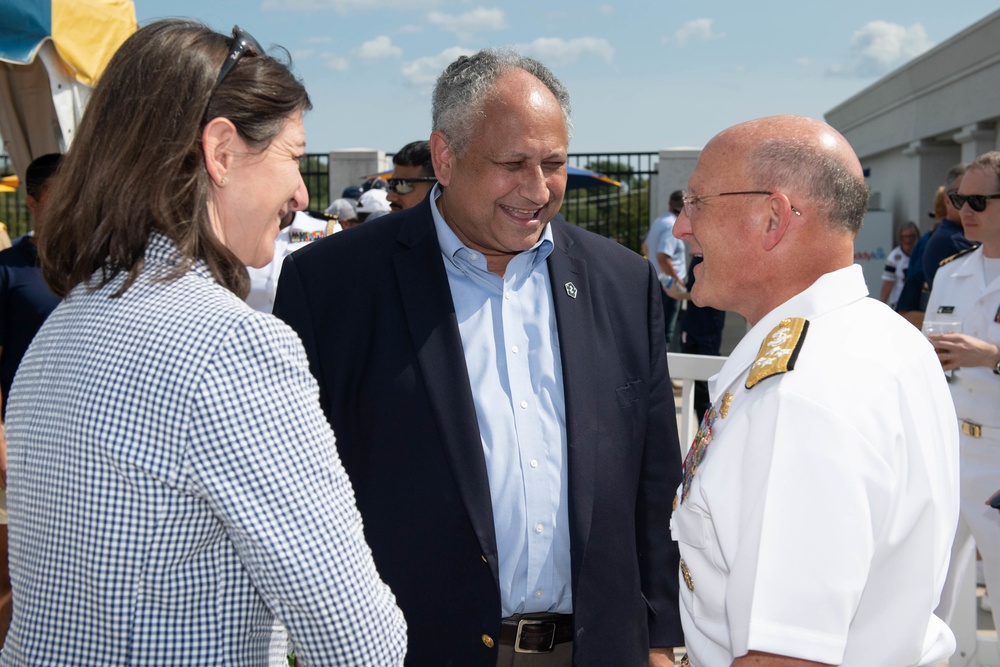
[666, 352, 996, 666]
[667, 352, 727, 453]
[949, 552, 998, 666]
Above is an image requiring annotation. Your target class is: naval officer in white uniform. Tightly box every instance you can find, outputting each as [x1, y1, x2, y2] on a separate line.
[669, 115, 960, 667]
[926, 150, 1000, 635]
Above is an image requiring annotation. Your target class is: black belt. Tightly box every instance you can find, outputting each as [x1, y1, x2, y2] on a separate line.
[499, 613, 573, 653]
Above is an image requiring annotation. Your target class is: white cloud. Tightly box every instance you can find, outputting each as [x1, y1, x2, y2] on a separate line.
[795, 57, 811, 67]
[322, 54, 350, 71]
[428, 8, 506, 41]
[401, 46, 475, 87]
[599, 4, 614, 15]
[513, 37, 615, 67]
[354, 35, 403, 60]
[664, 18, 724, 47]
[828, 21, 934, 77]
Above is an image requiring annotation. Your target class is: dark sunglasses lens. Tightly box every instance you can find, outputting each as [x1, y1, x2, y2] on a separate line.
[950, 193, 989, 212]
[231, 25, 263, 57]
[217, 26, 262, 85]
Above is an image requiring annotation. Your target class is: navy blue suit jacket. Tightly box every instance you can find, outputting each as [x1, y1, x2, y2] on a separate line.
[273, 198, 683, 666]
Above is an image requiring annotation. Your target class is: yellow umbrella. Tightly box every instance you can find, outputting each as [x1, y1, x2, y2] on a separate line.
[0, 0, 136, 179]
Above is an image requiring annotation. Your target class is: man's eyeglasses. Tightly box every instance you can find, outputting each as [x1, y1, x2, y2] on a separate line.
[947, 192, 1000, 213]
[387, 177, 437, 195]
[681, 190, 801, 217]
[216, 25, 263, 86]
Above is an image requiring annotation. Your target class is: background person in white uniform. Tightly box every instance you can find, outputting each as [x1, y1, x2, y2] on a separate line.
[879, 220, 919, 310]
[670, 115, 959, 667]
[246, 209, 332, 313]
[926, 150, 1000, 634]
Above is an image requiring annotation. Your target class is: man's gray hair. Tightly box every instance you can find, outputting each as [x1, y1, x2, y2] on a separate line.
[945, 162, 967, 191]
[432, 48, 572, 157]
[746, 137, 869, 235]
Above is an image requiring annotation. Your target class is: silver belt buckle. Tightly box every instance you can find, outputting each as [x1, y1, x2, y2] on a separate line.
[962, 420, 983, 438]
[514, 618, 557, 653]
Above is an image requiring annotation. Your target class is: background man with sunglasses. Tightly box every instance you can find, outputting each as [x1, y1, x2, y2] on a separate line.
[926, 150, 1000, 637]
[386, 140, 437, 212]
[670, 115, 959, 667]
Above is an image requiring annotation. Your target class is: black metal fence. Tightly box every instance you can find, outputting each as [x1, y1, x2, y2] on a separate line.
[0, 151, 656, 251]
[562, 152, 658, 254]
[300, 153, 330, 215]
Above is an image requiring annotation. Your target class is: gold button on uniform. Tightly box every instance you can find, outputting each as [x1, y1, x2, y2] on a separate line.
[481, 634, 495, 648]
[680, 559, 694, 591]
[481, 554, 488, 563]
[672, 494, 679, 511]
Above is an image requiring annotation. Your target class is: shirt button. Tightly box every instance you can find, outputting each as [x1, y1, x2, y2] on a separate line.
[469, 253, 479, 261]
[530, 459, 538, 468]
[512, 345, 519, 354]
[535, 522, 543, 534]
[535, 589, 543, 599]
[520, 400, 528, 409]
[482, 634, 495, 648]
[504, 292, 511, 300]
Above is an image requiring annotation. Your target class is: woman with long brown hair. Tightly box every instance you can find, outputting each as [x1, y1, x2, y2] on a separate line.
[1, 20, 405, 665]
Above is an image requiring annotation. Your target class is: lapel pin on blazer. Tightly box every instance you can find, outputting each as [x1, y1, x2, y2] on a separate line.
[564, 282, 578, 299]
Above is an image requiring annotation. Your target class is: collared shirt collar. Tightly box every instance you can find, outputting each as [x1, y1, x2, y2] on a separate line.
[429, 183, 554, 275]
[712, 265, 869, 396]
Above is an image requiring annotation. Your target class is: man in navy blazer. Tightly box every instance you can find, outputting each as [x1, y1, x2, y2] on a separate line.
[274, 49, 683, 667]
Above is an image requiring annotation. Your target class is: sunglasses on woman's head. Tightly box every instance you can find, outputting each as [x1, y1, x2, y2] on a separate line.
[216, 25, 263, 86]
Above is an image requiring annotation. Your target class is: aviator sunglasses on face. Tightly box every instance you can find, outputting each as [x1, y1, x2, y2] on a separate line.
[948, 191, 1000, 213]
[387, 177, 438, 195]
[216, 25, 263, 86]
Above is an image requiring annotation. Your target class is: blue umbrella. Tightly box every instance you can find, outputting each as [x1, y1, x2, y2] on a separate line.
[566, 165, 620, 189]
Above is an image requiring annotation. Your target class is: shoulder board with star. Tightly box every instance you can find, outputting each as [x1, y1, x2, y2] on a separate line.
[938, 244, 979, 267]
[745, 317, 809, 389]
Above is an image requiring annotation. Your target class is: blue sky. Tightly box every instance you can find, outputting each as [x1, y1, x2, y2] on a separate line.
[132, 1, 998, 153]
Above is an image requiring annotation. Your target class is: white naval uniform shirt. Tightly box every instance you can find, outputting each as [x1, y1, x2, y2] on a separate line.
[925, 246, 1000, 431]
[670, 265, 959, 667]
[247, 212, 334, 313]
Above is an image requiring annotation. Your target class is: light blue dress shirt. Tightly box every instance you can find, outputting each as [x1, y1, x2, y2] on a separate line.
[646, 211, 686, 281]
[430, 188, 572, 617]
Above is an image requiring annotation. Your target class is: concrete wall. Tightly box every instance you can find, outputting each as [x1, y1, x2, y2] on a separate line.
[328, 149, 390, 202]
[653, 149, 700, 225]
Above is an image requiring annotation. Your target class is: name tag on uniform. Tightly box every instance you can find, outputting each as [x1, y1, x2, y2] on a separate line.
[937, 306, 955, 314]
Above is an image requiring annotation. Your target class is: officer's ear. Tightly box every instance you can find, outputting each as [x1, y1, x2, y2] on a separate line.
[762, 192, 797, 251]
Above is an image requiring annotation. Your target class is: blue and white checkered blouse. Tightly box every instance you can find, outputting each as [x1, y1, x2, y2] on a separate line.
[2, 234, 406, 665]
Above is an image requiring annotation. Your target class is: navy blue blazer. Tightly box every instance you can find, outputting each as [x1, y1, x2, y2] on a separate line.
[274, 198, 683, 666]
